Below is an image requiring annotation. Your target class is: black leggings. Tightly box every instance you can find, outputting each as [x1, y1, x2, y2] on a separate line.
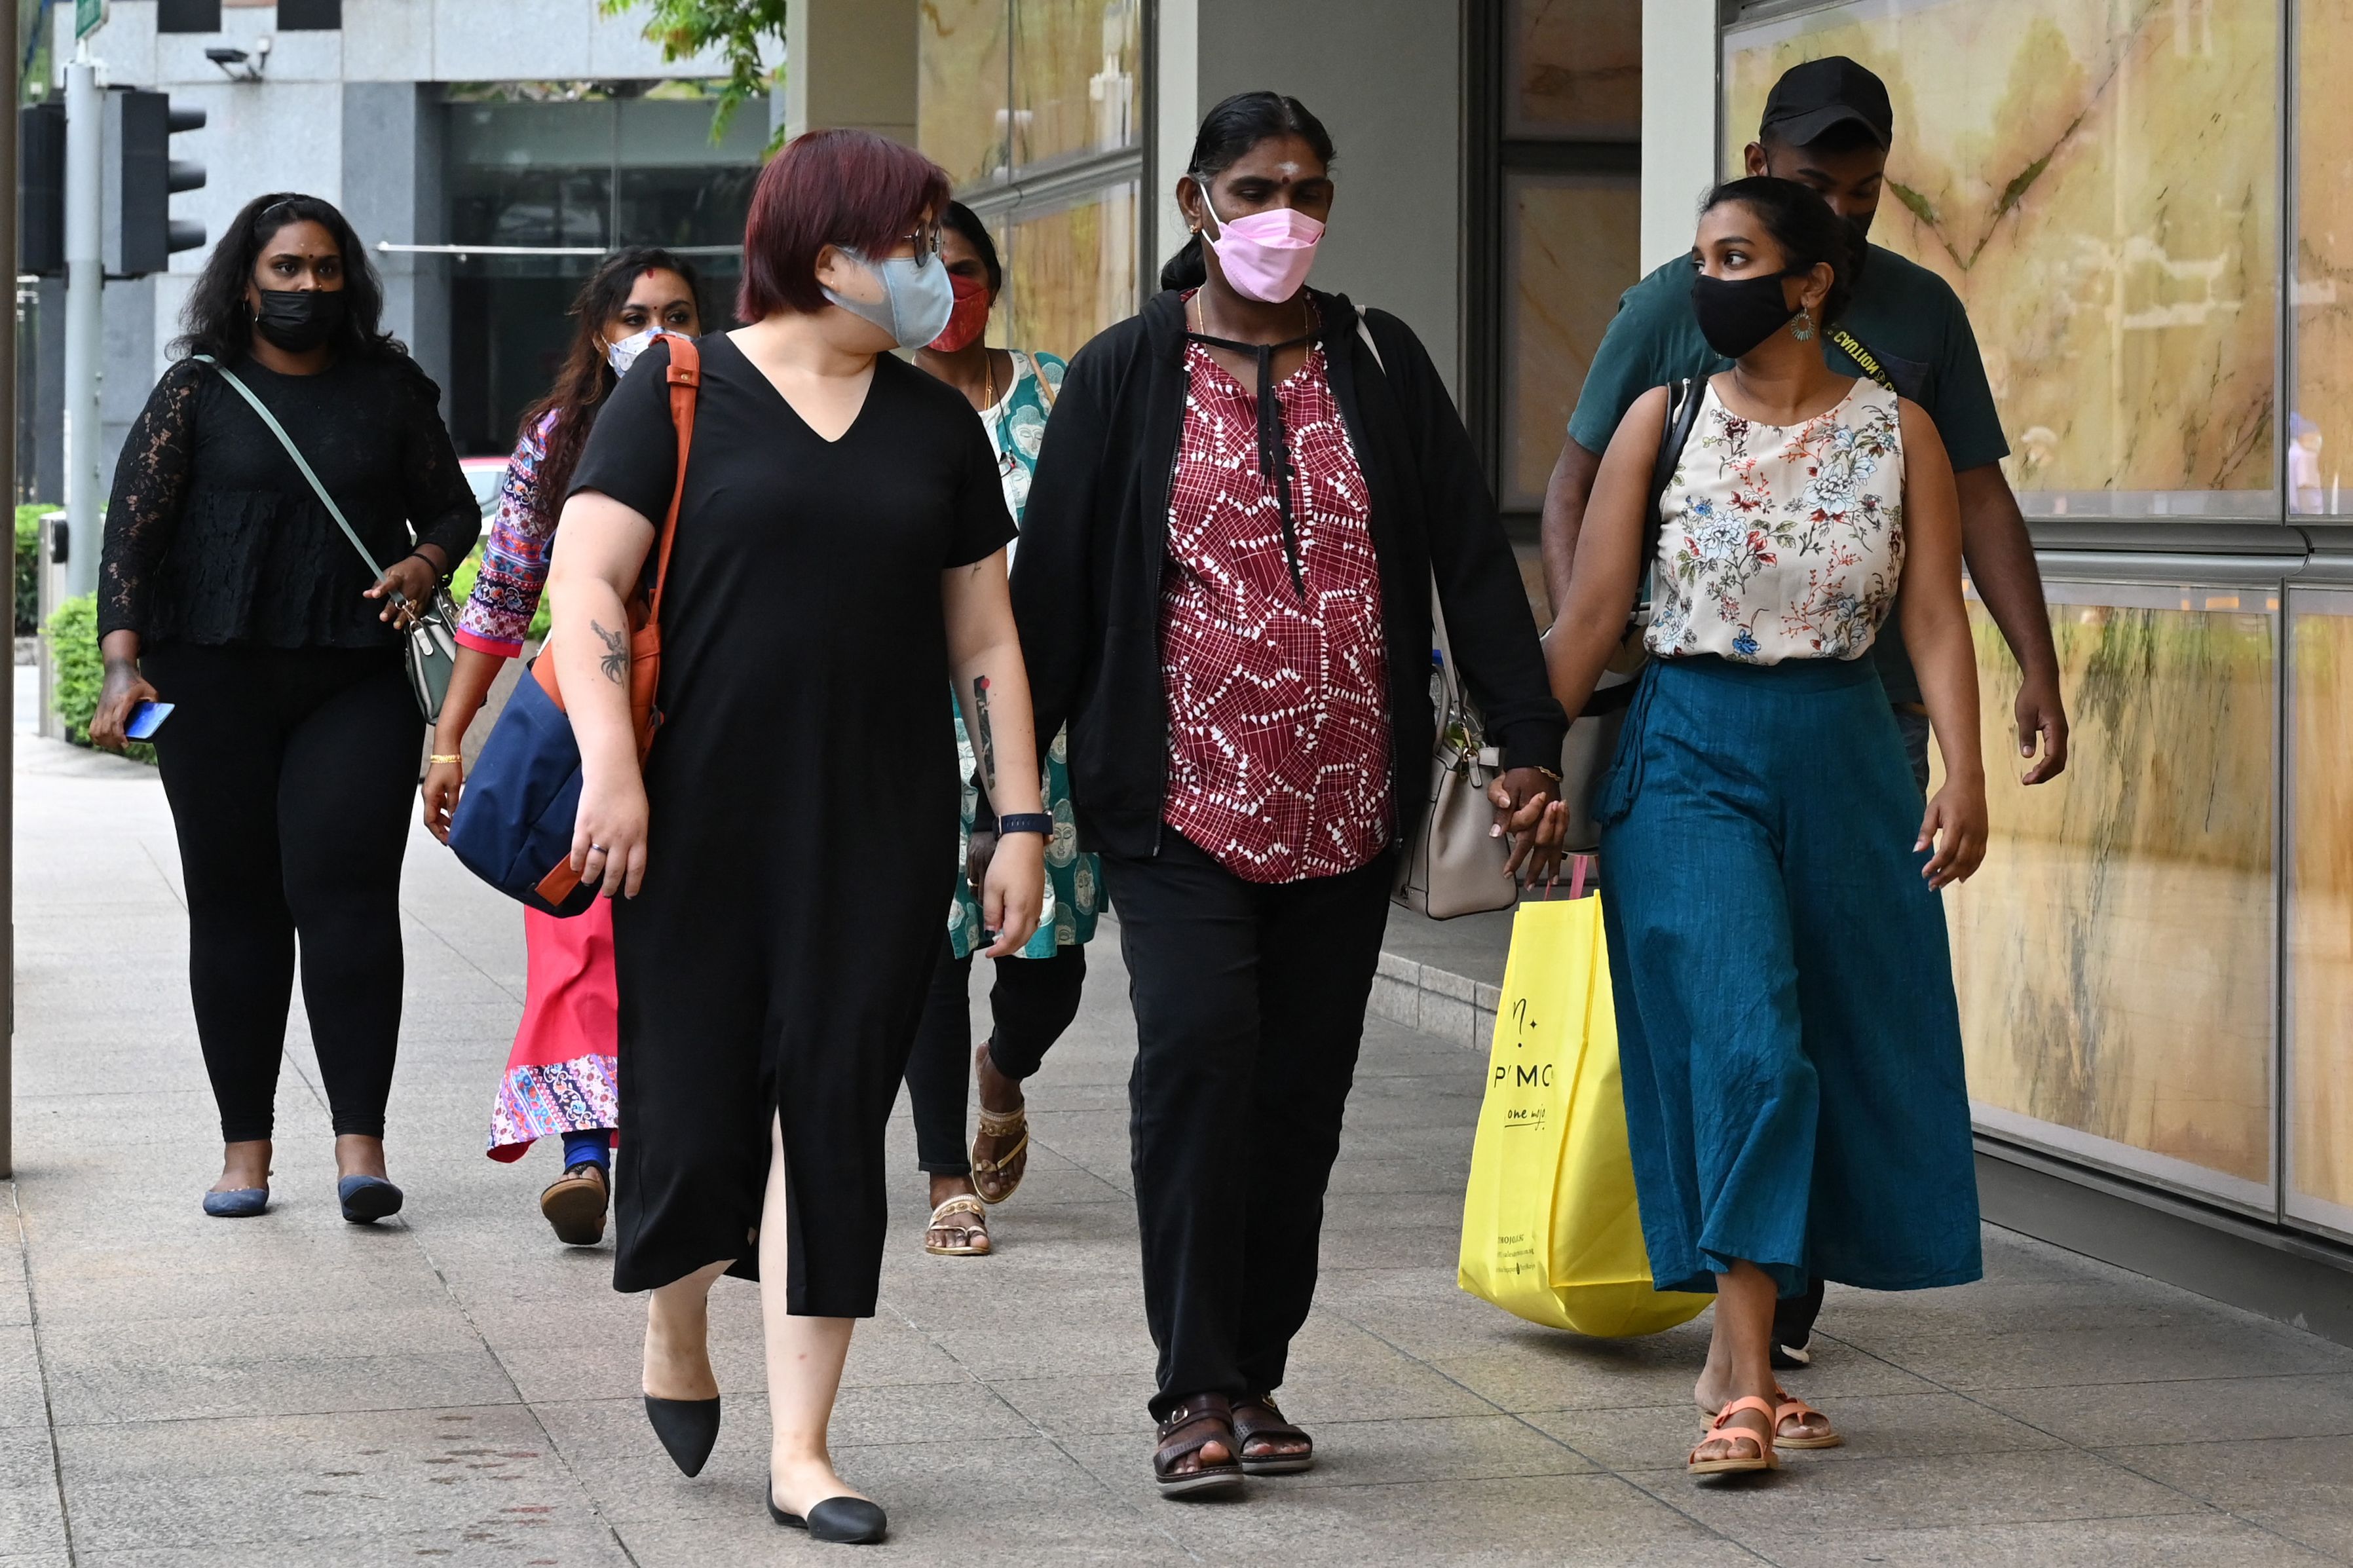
[143, 644, 421, 1143]
[905, 938, 1087, 1174]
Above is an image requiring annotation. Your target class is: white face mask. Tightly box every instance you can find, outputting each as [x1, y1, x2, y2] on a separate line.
[607, 327, 659, 377]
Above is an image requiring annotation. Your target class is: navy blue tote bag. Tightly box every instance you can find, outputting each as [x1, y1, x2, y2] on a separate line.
[447, 334, 700, 915]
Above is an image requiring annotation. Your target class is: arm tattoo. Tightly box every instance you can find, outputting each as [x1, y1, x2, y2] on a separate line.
[591, 619, 628, 686]
[971, 674, 998, 793]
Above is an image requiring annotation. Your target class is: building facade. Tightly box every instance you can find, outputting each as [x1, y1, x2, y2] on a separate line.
[48, 0, 777, 499]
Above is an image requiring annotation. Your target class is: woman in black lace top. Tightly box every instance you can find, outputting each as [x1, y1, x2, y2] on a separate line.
[91, 193, 481, 1223]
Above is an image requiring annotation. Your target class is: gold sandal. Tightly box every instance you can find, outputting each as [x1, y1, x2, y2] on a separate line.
[970, 1104, 1030, 1206]
[924, 1195, 990, 1256]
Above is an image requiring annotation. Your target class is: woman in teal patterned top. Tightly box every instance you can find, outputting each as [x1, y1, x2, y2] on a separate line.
[904, 204, 1101, 1257]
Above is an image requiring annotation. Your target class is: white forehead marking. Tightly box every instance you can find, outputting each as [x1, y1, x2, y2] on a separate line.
[1276, 160, 1301, 176]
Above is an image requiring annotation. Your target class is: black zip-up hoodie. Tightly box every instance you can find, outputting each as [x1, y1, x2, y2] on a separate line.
[1010, 288, 1568, 863]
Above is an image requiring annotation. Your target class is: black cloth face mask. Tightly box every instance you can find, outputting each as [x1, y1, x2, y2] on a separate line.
[1691, 269, 1806, 360]
[252, 288, 347, 353]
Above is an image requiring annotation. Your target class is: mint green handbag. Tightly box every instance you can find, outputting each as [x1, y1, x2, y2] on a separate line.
[196, 354, 460, 722]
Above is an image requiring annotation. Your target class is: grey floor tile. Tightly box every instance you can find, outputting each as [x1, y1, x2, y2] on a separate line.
[45, 1348, 520, 1426]
[1978, 1372, 2353, 1447]
[2105, 1432, 2353, 1511]
[1647, 1447, 2208, 1539]
[1752, 1512, 2338, 1567]
[51, 1405, 590, 1554]
[0, 1428, 67, 1559]
[1528, 1391, 2065, 1470]
[1824, 1322, 2353, 1391]
[73, 1523, 632, 1568]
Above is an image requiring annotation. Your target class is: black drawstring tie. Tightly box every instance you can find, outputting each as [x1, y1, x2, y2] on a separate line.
[1188, 326, 1318, 599]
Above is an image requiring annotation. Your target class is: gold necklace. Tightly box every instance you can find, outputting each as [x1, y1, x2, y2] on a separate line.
[982, 351, 996, 412]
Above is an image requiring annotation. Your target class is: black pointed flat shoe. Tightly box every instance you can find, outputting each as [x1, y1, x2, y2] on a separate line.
[643, 1393, 721, 1477]
[768, 1481, 888, 1545]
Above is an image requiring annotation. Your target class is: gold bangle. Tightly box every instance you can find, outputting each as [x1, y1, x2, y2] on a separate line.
[428, 753, 462, 765]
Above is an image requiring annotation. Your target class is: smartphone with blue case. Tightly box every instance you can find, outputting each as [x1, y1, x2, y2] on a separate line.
[125, 701, 174, 741]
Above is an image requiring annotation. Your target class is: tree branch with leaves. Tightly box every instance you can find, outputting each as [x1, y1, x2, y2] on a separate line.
[600, 0, 789, 148]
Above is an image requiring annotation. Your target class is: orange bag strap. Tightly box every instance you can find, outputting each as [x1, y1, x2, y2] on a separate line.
[645, 332, 701, 627]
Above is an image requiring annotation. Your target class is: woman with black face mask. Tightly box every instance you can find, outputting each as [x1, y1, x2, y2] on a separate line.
[91, 191, 481, 1223]
[1547, 176, 1987, 1480]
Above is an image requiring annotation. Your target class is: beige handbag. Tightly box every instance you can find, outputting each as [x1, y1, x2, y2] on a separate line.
[1394, 584, 1520, 920]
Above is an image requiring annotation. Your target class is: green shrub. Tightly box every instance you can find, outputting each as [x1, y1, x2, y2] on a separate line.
[14, 502, 56, 638]
[43, 592, 154, 764]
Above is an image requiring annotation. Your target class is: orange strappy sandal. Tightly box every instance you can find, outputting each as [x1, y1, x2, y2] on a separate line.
[1699, 1387, 1842, 1450]
[1688, 1395, 1778, 1476]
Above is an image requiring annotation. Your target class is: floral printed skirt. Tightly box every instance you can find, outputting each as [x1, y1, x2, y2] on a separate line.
[486, 899, 620, 1160]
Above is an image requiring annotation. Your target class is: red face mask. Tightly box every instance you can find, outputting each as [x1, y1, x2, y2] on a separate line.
[928, 272, 992, 353]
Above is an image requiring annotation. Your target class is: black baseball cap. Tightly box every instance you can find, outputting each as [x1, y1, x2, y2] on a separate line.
[1760, 56, 1892, 149]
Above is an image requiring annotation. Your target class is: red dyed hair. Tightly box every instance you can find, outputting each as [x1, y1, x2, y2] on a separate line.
[738, 128, 953, 319]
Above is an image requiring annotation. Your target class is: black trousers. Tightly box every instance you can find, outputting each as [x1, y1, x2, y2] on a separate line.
[906, 937, 1087, 1174]
[1101, 831, 1394, 1419]
[143, 644, 420, 1143]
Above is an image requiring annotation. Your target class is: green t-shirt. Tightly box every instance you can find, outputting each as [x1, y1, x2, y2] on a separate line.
[1566, 243, 2007, 705]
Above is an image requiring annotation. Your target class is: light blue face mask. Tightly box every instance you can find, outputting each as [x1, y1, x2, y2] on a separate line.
[821, 248, 955, 348]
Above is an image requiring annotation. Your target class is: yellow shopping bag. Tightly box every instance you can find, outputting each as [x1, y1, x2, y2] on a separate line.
[1457, 890, 1712, 1337]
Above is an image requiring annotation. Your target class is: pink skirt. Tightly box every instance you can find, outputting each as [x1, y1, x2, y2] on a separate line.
[485, 899, 620, 1161]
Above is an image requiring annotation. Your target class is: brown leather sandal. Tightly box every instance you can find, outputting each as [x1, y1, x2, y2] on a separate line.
[1232, 1392, 1314, 1475]
[1154, 1394, 1245, 1498]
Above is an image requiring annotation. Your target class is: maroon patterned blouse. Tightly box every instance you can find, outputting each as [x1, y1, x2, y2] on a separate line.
[1159, 339, 1392, 883]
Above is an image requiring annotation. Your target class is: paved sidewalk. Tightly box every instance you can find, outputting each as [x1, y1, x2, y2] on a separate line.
[7, 734, 2353, 1567]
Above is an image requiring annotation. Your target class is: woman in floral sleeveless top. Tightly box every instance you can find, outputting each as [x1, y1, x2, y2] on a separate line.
[1547, 177, 1988, 1482]
[903, 203, 1101, 1258]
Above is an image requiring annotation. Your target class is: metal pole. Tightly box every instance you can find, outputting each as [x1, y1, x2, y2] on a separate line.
[2, 0, 22, 1180]
[62, 50, 99, 603]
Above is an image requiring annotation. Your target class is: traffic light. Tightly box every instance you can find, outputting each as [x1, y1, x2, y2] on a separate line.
[103, 90, 206, 278]
[19, 103, 66, 277]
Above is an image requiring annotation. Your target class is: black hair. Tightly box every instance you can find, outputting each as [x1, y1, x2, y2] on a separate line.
[1158, 90, 1337, 292]
[1760, 119, 1886, 159]
[517, 246, 706, 525]
[941, 200, 1003, 292]
[171, 191, 404, 362]
[1700, 175, 1857, 326]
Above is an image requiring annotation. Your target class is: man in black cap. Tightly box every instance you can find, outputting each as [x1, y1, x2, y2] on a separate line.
[1539, 56, 2069, 1370]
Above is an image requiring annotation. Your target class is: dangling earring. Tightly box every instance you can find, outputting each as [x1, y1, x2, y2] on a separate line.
[1792, 307, 1817, 343]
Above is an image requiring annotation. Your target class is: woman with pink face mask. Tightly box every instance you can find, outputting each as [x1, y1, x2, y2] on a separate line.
[1011, 92, 1567, 1497]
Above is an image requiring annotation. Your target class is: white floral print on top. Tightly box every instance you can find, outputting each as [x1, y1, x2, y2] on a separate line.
[1647, 377, 1906, 664]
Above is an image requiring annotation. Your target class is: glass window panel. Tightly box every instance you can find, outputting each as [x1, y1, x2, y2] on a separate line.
[2295, 4, 2353, 515]
[1012, 0, 1140, 173]
[1507, 0, 1640, 140]
[1502, 172, 1639, 515]
[1944, 586, 2274, 1208]
[2287, 591, 2353, 1241]
[998, 181, 1138, 362]
[920, 0, 1011, 189]
[1723, 0, 2277, 517]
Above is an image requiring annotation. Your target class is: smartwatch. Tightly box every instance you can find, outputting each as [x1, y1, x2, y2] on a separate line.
[996, 812, 1053, 837]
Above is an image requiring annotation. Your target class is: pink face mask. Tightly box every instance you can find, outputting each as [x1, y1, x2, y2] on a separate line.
[1203, 196, 1325, 303]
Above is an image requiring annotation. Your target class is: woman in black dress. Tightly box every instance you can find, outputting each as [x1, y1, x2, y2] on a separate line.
[90, 192, 480, 1223]
[547, 130, 1045, 1544]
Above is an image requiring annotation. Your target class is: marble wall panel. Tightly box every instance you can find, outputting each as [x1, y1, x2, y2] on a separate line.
[1013, 0, 1140, 172]
[1944, 591, 2274, 1191]
[1725, 0, 2277, 508]
[2295, 0, 2353, 514]
[920, 0, 1012, 190]
[1502, 174, 1640, 513]
[2289, 597, 2353, 1234]
[1002, 181, 1139, 362]
[1508, 0, 1641, 140]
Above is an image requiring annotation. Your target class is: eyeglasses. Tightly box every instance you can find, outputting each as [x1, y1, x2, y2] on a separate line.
[901, 223, 942, 266]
